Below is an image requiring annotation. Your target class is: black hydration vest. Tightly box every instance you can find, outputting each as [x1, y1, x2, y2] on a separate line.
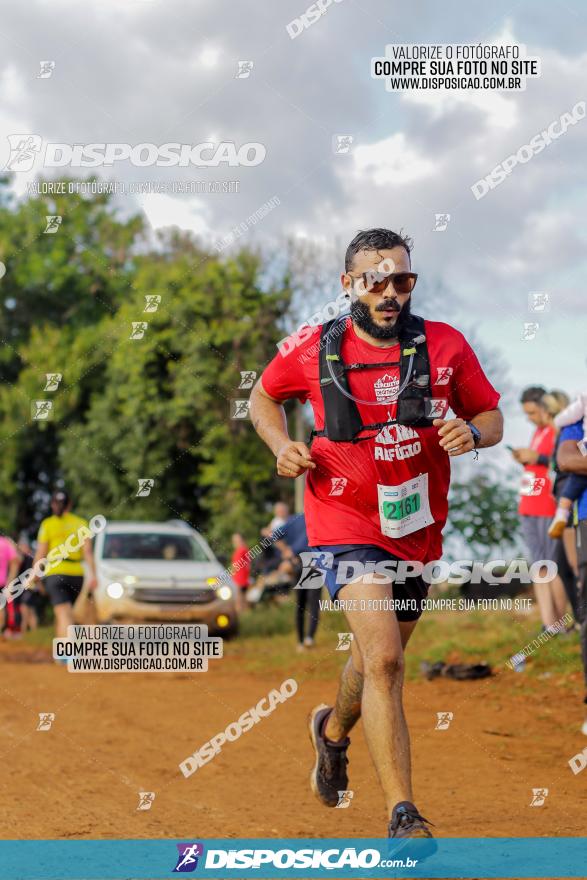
[311, 315, 434, 444]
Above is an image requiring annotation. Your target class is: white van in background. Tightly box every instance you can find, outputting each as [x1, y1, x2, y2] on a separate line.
[92, 520, 238, 636]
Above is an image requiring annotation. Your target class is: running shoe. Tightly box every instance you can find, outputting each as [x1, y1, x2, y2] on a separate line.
[308, 704, 350, 807]
[388, 801, 436, 840]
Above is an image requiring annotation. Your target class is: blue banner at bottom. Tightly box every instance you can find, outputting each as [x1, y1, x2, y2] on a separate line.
[0, 838, 586, 879]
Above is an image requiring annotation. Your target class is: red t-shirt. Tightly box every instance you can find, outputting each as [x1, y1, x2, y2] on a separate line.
[261, 318, 500, 563]
[231, 545, 251, 588]
[518, 425, 556, 517]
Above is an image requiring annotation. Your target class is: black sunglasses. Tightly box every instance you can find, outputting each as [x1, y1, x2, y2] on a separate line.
[350, 271, 418, 295]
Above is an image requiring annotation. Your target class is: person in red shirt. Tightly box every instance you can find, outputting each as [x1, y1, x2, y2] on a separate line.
[230, 533, 251, 611]
[510, 386, 568, 631]
[250, 228, 503, 840]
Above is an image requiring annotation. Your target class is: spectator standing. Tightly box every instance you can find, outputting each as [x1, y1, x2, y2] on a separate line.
[511, 387, 568, 631]
[275, 513, 321, 651]
[557, 419, 587, 735]
[231, 533, 251, 611]
[0, 534, 21, 637]
[16, 530, 44, 633]
[27, 491, 97, 645]
[543, 392, 581, 625]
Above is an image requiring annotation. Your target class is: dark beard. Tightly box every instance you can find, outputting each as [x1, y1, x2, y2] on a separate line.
[350, 297, 412, 340]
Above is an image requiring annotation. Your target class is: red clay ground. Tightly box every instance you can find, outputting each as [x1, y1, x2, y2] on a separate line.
[0, 638, 585, 847]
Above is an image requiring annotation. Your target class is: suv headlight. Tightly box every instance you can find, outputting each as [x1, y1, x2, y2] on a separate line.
[216, 585, 233, 601]
[106, 582, 124, 599]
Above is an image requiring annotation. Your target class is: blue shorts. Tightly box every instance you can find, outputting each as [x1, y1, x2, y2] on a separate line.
[310, 544, 429, 621]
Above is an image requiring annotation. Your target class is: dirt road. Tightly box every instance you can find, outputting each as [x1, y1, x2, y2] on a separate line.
[1, 640, 585, 842]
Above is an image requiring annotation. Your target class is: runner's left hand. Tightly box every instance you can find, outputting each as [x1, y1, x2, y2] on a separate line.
[433, 418, 475, 456]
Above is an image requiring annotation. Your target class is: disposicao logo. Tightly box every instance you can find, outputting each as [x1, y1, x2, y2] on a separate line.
[173, 842, 204, 872]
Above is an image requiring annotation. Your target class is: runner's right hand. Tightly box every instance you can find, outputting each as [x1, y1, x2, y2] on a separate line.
[276, 441, 316, 478]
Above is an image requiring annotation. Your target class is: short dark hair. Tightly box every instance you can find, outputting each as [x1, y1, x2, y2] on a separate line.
[345, 228, 413, 273]
[520, 386, 546, 405]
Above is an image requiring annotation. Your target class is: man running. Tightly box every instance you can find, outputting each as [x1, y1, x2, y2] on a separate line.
[249, 228, 503, 838]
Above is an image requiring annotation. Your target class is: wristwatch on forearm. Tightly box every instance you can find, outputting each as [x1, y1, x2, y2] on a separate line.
[467, 422, 481, 447]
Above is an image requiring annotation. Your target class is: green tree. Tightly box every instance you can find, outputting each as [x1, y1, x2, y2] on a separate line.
[0, 181, 294, 553]
[446, 468, 521, 558]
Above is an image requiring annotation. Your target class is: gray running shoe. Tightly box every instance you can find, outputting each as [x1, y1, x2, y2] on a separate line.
[388, 801, 436, 840]
[308, 704, 350, 807]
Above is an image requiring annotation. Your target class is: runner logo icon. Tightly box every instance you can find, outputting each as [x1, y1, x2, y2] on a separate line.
[44, 373, 62, 391]
[37, 713, 55, 731]
[435, 711, 453, 730]
[425, 398, 449, 419]
[336, 632, 354, 651]
[44, 215, 62, 234]
[329, 477, 347, 496]
[434, 367, 453, 385]
[238, 370, 257, 389]
[520, 475, 546, 497]
[173, 843, 204, 872]
[137, 792, 156, 811]
[144, 294, 161, 313]
[295, 551, 331, 589]
[336, 790, 354, 808]
[4, 134, 43, 171]
[530, 788, 549, 806]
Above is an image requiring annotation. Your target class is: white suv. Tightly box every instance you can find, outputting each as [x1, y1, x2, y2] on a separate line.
[93, 520, 238, 636]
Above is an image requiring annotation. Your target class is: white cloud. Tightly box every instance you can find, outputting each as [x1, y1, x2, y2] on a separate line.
[405, 87, 517, 131]
[0, 64, 27, 106]
[399, 20, 528, 130]
[352, 133, 436, 185]
[136, 193, 209, 235]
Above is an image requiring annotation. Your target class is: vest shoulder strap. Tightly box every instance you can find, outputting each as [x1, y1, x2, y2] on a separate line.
[316, 319, 364, 442]
[313, 315, 434, 443]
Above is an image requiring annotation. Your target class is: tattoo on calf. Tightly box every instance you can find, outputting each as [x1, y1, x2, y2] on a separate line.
[333, 658, 364, 735]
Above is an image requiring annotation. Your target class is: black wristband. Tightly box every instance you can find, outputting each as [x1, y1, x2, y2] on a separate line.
[467, 422, 481, 447]
[536, 454, 550, 467]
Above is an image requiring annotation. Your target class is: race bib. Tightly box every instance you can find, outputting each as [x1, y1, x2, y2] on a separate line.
[377, 473, 434, 538]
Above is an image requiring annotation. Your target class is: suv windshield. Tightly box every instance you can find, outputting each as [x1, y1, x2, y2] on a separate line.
[103, 532, 212, 562]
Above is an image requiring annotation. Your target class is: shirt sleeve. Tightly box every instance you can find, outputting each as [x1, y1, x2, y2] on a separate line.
[260, 334, 313, 404]
[37, 519, 50, 544]
[560, 423, 583, 443]
[448, 335, 501, 421]
[5, 541, 17, 562]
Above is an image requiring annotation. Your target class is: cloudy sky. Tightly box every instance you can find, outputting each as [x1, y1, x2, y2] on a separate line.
[1, 0, 586, 464]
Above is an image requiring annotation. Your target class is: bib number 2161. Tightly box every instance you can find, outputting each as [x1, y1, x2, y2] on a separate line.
[377, 473, 434, 539]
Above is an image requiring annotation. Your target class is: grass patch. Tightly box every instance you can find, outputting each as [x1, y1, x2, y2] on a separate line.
[20, 625, 54, 650]
[19, 600, 583, 688]
[227, 600, 583, 683]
